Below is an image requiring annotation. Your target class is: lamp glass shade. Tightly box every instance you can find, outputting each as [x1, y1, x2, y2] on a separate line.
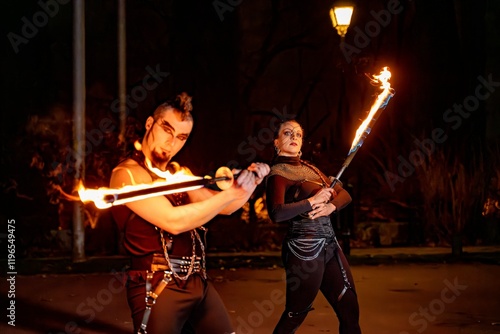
[329, 6, 353, 38]
[330, 6, 353, 27]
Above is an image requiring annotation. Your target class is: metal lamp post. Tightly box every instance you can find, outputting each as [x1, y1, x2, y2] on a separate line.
[329, 1, 354, 254]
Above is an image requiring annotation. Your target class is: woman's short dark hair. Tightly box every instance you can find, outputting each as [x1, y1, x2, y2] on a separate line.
[273, 119, 303, 139]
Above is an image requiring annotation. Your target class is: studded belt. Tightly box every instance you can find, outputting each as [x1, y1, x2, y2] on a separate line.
[131, 253, 203, 273]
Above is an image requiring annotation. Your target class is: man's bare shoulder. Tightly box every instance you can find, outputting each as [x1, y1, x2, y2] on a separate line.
[111, 158, 152, 186]
[114, 158, 139, 169]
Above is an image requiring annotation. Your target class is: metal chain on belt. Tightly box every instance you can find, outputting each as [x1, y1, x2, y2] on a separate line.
[160, 227, 207, 280]
[287, 238, 326, 261]
[196, 226, 207, 279]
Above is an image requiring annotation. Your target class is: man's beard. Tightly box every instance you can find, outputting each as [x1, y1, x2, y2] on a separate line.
[151, 150, 171, 169]
[144, 129, 171, 166]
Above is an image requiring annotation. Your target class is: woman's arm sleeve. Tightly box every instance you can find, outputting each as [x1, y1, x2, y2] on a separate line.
[331, 182, 352, 211]
[266, 175, 312, 222]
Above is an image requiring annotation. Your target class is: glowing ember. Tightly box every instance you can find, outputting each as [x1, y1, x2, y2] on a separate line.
[349, 66, 394, 154]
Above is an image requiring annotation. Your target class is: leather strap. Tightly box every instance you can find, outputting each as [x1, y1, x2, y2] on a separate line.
[137, 271, 172, 334]
[335, 242, 353, 301]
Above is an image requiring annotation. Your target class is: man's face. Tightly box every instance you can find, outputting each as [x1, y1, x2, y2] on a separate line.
[144, 108, 193, 168]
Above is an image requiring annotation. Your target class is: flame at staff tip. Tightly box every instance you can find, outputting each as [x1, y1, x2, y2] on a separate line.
[349, 66, 394, 154]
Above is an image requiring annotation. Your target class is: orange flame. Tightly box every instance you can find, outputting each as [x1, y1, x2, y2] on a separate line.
[349, 66, 393, 153]
[78, 166, 205, 209]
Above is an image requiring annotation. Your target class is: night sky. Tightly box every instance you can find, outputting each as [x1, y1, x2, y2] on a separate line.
[1, 0, 500, 253]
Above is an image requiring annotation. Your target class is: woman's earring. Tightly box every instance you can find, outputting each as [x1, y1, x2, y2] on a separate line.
[297, 150, 302, 157]
[275, 146, 281, 155]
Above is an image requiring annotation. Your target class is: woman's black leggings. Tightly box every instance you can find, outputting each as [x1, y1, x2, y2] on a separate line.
[273, 240, 362, 334]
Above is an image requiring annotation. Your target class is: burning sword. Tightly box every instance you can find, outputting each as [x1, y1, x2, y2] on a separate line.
[78, 166, 234, 209]
[330, 66, 395, 188]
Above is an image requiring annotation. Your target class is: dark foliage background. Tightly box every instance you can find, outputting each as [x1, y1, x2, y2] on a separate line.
[1, 0, 499, 257]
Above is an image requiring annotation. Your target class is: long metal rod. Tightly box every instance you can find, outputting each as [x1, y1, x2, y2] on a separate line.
[78, 168, 254, 209]
[103, 176, 230, 205]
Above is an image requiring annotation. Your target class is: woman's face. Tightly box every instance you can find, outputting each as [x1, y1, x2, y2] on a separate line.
[274, 121, 303, 157]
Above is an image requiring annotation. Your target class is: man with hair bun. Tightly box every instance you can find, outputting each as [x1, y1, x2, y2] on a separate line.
[110, 92, 270, 334]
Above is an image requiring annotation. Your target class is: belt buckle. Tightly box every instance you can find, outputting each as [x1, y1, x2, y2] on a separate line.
[151, 254, 169, 272]
[151, 263, 169, 272]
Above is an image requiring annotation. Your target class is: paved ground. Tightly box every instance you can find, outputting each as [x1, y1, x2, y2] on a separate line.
[2, 246, 500, 334]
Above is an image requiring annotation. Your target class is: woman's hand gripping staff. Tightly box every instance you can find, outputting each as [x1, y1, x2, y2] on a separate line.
[307, 187, 336, 219]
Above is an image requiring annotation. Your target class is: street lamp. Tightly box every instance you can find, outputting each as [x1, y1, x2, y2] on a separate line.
[329, 2, 354, 41]
[329, 1, 354, 254]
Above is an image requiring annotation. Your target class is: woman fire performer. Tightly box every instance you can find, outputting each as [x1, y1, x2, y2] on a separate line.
[265, 119, 362, 333]
[110, 92, 270, 334]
